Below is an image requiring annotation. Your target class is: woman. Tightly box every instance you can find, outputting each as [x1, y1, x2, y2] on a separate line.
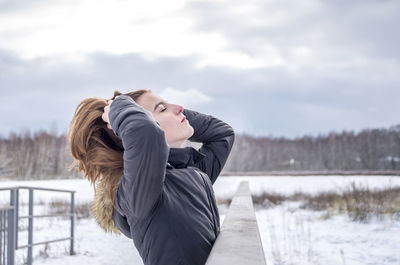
[68, 89, 235, 265]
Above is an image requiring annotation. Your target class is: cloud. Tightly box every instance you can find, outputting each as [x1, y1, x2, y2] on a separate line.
[1, 47, 399, 138]
[0, 0, 229, 63]
[0, 0, 399, 138]
[195, 49, 282, 69]
[185, 0, 400, 77]
[0, 0, 53, 14]
[1, 0, 399, 75]
[159, 87, 213, 108]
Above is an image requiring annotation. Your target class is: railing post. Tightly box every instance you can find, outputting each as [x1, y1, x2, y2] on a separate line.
[1, 210, 2, 264]
[27, 189, 34, 265]
[15, 188, 19, 249]
[70, 192, 75, 255]
[7, 189, 16, 265]
[7, 208, 15, 265]
[9, 189, 17, 247]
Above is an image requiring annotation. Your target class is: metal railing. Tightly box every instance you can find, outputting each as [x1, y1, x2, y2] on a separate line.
[205, 181, 267, 265]
[0, 186, 76, 265]
[0, 206, 14, 265]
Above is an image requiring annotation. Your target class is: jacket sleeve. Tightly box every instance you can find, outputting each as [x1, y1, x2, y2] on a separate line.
[183, 109, 235, 184]
[109, 95, 169, 219]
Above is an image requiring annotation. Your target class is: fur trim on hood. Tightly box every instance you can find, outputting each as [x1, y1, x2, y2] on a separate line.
[91, 180, 121, 234]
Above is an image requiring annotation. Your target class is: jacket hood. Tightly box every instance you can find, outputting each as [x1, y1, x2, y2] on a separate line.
[91, 146, 206, 234]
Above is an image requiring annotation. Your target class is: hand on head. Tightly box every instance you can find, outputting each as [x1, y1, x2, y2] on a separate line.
[102, 99, 114, 130]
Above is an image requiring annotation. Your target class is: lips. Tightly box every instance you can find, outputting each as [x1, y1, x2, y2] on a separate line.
[181, 116, 186, 122]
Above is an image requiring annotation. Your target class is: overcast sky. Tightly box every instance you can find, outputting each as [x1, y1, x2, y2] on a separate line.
[0, 0, 399, 138]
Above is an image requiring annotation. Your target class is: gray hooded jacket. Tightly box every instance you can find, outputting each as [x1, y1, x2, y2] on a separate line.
[93, 95, 235, 265]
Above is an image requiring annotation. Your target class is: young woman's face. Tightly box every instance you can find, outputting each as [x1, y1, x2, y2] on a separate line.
[136, 92, 194, 148]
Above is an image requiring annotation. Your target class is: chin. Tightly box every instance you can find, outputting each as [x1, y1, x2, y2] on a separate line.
[188, 125, 194, 138]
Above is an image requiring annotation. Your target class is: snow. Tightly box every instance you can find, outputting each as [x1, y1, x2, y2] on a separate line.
[33, 219, 143, 265]
[255, 202, 400, 265]
[0, 175, 399, 265]
[213, 175, 400, 198]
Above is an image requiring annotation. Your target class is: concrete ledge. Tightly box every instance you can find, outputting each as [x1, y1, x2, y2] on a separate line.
[206, 181, 266, 265]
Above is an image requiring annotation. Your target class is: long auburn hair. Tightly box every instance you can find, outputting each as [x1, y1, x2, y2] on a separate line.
[68, 89, 150, 204]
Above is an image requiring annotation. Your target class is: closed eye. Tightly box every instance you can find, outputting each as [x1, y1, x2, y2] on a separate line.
[161, 107, 167, 112]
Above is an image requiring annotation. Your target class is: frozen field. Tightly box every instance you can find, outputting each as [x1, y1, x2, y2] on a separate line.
[0, 175, 399, 265]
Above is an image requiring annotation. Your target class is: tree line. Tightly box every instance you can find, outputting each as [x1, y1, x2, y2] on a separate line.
[0, 130, 79, 179]
[224, 124, 400, 172]
[1, 125, 399, 179]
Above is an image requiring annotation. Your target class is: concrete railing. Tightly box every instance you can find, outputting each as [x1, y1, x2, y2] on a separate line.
[206, 181, 267, 265]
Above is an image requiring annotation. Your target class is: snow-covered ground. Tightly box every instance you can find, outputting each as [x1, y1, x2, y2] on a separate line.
[256, 202, 400, 265]
[0, 175, 399, 265]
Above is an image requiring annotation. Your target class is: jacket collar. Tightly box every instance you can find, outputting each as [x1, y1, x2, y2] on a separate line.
[167, 147, 206, 169]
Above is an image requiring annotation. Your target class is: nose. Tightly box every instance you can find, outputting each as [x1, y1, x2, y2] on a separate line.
[175, 105, 183, 115]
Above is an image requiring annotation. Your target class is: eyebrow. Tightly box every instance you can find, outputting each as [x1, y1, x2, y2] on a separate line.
[153, 101, 167, 112]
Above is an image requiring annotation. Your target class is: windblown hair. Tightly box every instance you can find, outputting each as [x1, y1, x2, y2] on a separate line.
[68, 89, 150, 204]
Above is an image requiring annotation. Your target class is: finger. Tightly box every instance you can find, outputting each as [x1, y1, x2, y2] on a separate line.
[107, 124, 112, 130]
[101, 112, 108, 123]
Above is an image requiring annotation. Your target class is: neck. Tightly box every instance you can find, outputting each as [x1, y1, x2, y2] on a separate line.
[168, 140, 184, 148]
